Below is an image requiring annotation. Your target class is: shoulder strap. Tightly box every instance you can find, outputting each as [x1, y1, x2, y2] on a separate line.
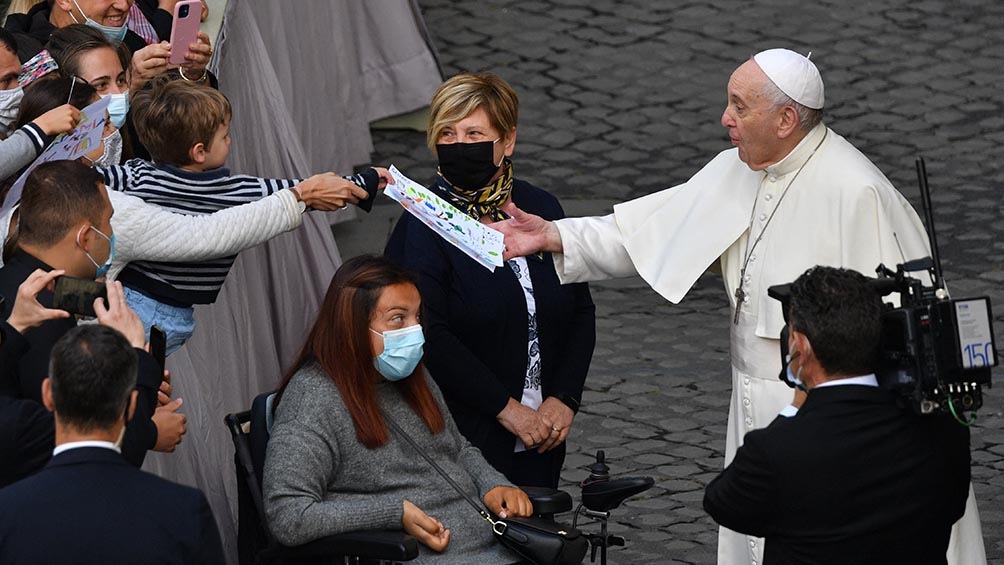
[383, 413, 493, 522]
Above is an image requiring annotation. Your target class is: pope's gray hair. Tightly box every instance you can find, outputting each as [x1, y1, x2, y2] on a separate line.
[760, 78, 823, 131]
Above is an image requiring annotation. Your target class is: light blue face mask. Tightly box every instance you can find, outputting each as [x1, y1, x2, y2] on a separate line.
[101, 91, 130, 128]
[784, 351, 807, 392]
[81, 225, 116, 279]
[370, 324, 424, 381]
[70, 0, 129, 42]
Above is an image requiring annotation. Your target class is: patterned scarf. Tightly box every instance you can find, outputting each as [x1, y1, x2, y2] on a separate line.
[437, 158, 514, 222]
[18, 50, 58, 88]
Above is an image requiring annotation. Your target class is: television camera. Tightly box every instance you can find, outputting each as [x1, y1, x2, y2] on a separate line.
[768, 158, 998, 423]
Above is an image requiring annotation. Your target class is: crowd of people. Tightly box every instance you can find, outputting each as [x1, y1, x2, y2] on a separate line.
[0, 1, 985, 564]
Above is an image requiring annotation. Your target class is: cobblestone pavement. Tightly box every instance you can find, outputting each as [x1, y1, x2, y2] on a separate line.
[342, 1, 1004, 563]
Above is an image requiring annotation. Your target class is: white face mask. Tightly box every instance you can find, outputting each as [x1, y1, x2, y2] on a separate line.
[100, 90, 130, 129]
[69, 0, 129, 43]
[0, 86, 24, 136]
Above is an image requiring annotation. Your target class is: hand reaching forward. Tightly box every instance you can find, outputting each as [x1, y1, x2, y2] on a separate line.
[294, 173, 369, 211]
[488, 202, 563, 260]
[403, 500, 450, 552]
[483, 486, 533, 519]
[373, 166, 394, 190]
[32, 105, 80, 137]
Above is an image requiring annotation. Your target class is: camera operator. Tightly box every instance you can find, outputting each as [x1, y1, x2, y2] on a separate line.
[703, 266, 970, 565]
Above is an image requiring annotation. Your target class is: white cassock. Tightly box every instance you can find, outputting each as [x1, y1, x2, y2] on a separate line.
[552, 123, 985, 565]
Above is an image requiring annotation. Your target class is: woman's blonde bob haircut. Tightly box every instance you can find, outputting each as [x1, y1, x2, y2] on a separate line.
[427, 71, 519, 151]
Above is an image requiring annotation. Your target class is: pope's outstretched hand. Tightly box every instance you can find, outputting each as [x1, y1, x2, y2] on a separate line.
[489, 202, 563, 260]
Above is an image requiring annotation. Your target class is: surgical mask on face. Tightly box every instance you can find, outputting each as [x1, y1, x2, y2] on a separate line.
[101, 90, 130, 128]
[79, 224, 116, 279]
[784, 351, 807, 392]
[89, 128, 123, 167]
[370, 324, 424, 381]
[70, 0, 129, 42]
[0, 86, 24, 136]
[435, 139, 502, 190]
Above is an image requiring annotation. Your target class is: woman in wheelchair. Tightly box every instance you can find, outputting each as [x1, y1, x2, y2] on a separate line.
[263, 255, 532, 562]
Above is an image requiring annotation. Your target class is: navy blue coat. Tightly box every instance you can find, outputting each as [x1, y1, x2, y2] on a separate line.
[0, 446, 224, 564]
[0, 250, 161, 485]
[385, 179, 595, 481]
[704, 385, 970, 565]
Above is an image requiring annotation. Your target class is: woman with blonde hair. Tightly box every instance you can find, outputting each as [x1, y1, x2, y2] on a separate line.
[385, 72, 596, 489]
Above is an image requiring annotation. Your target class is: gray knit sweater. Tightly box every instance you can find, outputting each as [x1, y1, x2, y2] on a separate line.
[0, 123, 48, 180]
[263, 362, 520, 564]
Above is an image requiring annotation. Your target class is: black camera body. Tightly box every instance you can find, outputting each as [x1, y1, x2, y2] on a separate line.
[873, 260, 996, 414]
[768, 259, 997, 417]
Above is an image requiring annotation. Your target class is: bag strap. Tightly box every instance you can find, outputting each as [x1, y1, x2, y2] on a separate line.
[384, 413, 505, 531]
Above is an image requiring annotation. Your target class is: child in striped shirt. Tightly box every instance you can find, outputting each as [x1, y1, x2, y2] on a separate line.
[98, 79, 389, 353]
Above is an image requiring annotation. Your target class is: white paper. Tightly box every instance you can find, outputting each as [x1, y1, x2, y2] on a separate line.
[1, 96, 111, 214]
[384, 165, 505, 271]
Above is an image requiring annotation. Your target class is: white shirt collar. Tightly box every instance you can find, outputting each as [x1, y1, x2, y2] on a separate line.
[53, 440, 121, 457]
[779, 374, 880, 417]
[764, 122, 827, 177]
[814, 373, 879, 389]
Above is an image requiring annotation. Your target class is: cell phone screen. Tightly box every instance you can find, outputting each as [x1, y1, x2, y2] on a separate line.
[52, 276, 107, 318]
[150, 325, 167, 370]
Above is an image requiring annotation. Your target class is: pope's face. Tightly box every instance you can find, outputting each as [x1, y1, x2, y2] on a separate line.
[721, 60, 787, 171]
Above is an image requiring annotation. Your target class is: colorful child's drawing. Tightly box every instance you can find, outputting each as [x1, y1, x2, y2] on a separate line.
[384, 165, 504, 271]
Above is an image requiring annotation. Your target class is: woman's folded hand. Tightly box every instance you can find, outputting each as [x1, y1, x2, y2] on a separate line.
[483, 486, 533, 519]
[402, 500, 450, 552]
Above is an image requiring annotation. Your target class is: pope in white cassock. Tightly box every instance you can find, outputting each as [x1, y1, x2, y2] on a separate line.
[493, 48, 985, 565]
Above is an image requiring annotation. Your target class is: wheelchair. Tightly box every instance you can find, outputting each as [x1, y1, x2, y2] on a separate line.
[225, 391, 653, 565]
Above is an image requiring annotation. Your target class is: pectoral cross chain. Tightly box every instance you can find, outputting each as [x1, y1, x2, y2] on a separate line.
[733, 286, 746, 325]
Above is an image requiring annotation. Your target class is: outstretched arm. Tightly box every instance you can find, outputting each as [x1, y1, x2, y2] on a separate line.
[490, 201, 564, 260]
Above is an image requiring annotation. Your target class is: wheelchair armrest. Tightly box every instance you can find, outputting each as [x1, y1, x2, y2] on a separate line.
[275, 530, 419, 562]
[521, 486, 574, 515]
[581, 476, 655, 512]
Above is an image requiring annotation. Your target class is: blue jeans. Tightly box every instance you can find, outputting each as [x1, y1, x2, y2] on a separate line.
[123, 287, 195, 356]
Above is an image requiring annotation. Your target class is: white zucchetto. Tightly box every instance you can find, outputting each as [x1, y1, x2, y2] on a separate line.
[753, 48, 825, 110]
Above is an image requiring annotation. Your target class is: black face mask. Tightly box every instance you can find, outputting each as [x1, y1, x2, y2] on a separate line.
[436, 140, 501, 190]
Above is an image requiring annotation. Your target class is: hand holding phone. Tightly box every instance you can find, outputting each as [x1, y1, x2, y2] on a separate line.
[168, 0, 203, 65]
[92, 281, 146, 348]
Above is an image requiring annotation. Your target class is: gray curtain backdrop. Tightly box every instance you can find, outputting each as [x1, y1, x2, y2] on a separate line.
[140, 1, 441, 561]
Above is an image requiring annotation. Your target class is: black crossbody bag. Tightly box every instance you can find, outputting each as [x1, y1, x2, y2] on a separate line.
[385, 415, 587, 565]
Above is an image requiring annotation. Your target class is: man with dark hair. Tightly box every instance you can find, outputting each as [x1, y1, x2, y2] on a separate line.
[0, 159, 175, 486]
[703, 266, 971, 565]
[0, 324, 224, 563]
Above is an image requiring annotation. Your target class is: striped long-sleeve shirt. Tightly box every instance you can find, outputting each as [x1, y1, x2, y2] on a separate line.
[98, 159, 377, 305]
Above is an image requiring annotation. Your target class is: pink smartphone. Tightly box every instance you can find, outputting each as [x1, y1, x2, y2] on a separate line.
[168, 0, 203, 66]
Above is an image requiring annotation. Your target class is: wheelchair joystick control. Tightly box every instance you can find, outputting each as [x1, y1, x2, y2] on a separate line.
[582, 450, 610, 486]
[576, 450, 654, 564]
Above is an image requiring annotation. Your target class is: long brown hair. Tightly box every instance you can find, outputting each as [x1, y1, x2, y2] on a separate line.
[276, 255, 445, 448]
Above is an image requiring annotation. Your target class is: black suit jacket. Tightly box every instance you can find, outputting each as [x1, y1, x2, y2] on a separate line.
[0, 250, 161, 484]
[704, 385, 970, 565]
[0, 321, 55, 486]
[385, 179, 596, 475]
[0, 446, 224, 564]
